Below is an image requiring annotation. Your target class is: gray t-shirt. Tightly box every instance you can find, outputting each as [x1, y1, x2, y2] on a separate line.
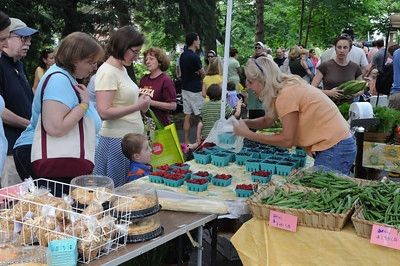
[372, 48, 386, 72]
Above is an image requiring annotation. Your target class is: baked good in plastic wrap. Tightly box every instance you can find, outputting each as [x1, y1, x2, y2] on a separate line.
[70, 175, 114, 208]
[126, 212, 163, 243]
[113, 184, 160, 219]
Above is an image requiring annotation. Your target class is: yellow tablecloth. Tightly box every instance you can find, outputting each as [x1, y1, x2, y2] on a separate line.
[231, 218, 400, 266]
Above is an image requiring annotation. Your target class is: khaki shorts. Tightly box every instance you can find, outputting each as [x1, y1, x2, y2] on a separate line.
[182, 90, 204, 116]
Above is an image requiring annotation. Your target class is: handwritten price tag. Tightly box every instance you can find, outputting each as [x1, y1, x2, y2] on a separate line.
[269, 210, 297, 232]
[370, 224, 400, 250]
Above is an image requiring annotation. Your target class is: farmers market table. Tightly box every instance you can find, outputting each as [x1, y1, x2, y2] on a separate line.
[89, 210, 218, 266]
[231, 217, 400, 265]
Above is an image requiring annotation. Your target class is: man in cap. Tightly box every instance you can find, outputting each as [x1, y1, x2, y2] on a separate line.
[0, 18, 37, 186]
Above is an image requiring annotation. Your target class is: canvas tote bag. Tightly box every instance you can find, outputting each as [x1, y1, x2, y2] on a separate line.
[31, 72, 96, 178]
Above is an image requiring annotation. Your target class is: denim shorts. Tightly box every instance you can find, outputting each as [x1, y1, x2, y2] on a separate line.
[314, 135, 356, 175]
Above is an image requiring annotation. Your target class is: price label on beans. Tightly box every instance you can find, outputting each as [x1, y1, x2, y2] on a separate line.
[370, 224, 400, 250]
[269, 210, 298, 232]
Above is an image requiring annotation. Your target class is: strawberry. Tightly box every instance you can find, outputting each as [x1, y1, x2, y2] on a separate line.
[187, 178, 208, 184]
[215, 174, 232, 180]
[164, 173, 184, 180]
[194, 171, 209, 177]
[251, 170, 271, 177]
[150, 170, 167, 177]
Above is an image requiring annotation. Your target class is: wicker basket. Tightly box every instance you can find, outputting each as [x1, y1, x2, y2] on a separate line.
[247, 183, 353, 231]
[351, 205, 398, 239]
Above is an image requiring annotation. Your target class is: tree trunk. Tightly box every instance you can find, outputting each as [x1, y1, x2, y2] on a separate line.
[299, 0, 305, 45]
[304, 0, 315, 47]
[60, 0, 80, 37]
[110, 0, 131, 27]
[255, 0, 264, 43]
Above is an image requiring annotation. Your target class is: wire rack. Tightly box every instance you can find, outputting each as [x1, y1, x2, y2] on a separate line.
[0, 178, 135, 264]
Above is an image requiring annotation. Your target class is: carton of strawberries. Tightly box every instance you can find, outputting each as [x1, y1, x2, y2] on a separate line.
[212, 173, 232, 187]
[236, 183, 257, 197]
[251, 170, 272, 184]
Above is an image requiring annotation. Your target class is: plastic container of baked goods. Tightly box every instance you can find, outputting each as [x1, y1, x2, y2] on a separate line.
[125, 212, 163, 243]
[113, 184, 160, 220]
[70, 175, 115, 211]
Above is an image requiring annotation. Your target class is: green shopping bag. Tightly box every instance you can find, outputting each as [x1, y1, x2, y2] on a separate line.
[148, 110, 184, 167]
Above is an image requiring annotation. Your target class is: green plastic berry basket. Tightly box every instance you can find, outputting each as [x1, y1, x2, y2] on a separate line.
[291, 154, 307, 167]
[149, 174, 164, 184]
[211, 153, 230, 167]
[275, 162, 296, 176]
[235, 152, 252, 165]
[218, 132, 237, 145]
[193, 152, 211, 164]
[163, 178, 185, 187]
[260, 160, 278, 174]
[170, 163, 191, 170]
[191, 173, 212, 181]
[236, 189, 254, 197]
[251, 175, 272, 184]
[245, 159, 261, 172]
[187, 182, 208, 192]
[211, 176, 232, 187]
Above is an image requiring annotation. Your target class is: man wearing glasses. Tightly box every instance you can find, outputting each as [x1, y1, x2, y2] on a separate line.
[0, 18, 37, 186]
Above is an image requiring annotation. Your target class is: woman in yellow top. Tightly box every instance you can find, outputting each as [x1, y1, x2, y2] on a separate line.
[32, 48, 55, 93]
[202, 57, 222, 100]
[233, 56, 356, 175]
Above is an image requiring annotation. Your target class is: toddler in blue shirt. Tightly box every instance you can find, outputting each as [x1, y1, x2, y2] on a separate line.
[122, 133, 153, 182]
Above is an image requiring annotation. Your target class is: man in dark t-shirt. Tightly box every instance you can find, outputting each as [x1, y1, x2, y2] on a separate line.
[179, 32, 205, 144]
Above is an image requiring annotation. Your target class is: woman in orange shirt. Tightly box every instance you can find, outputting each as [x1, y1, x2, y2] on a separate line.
[233, 56, 356, 175]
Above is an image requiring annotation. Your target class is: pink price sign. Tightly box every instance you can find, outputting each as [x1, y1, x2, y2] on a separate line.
[370, 224, 400, 250]
[269, 210, 298, 232]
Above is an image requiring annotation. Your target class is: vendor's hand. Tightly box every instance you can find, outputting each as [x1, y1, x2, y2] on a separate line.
[137, 94, 151, 111]
[233, 119, 251, 138]
[328, 87, 343, 99]
[75, 84, 90, 104]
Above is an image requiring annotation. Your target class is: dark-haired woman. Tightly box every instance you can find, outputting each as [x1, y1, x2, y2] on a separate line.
[32, 48, 55, 93]
[94, 26, 151, 187]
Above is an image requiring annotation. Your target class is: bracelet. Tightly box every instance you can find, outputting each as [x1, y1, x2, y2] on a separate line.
[79, 102, 89, 112]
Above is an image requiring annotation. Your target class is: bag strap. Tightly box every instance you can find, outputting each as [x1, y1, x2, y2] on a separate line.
[148, 109, 164, 130]
[39, 71, 85, 159]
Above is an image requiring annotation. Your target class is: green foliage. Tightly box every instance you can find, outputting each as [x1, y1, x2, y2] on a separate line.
[338, 103, 351, 121]
[373, 107, 400, 133]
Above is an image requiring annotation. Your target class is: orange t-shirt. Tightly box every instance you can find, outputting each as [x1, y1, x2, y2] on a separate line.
[275, 83, 350, 153]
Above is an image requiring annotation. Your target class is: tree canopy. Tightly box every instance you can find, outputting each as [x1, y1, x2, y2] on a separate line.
[3, 0, 400, 80]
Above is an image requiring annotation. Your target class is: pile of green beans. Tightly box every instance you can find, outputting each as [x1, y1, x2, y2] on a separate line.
[359, 182, 400, 227]
[261, 188, 355, 214]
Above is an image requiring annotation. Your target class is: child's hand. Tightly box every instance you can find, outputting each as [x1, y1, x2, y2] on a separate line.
[236, 98, 243, 108]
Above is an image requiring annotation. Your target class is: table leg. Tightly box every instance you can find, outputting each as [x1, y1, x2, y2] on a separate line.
[177, 236, 183, 266]
[210, 219, 218, 266]
[197, 226, 203, 266]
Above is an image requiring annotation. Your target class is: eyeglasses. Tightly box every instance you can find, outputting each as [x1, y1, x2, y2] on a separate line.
[10, 34, 31, 44]
[255, 46, 262, 50]
[129, 47, 140, 56]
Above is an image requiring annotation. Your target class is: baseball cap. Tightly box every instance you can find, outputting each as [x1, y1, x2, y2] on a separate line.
[9, 18, 38, 36]
[255, 41, 265, 49]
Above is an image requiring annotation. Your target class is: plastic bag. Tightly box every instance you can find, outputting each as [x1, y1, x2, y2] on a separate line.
[204, 116, 244, 153]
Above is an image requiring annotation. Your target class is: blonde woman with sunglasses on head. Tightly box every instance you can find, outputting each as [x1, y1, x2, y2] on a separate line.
[233, 56, 356, 175]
